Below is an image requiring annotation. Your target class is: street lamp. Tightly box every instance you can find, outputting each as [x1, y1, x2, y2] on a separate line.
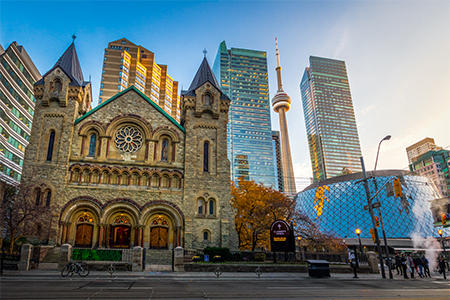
[373, 135, 393, 279]
[374, 135, 391, 171]
[355, 229, 363, 254]
[438, 229, 447, 252]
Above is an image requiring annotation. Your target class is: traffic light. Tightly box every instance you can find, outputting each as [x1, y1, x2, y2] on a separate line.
[442, 213, 447, 226]
[393, 178, 402, 197]
[369, 228, 376, 243]
[375, 216, 380, 227]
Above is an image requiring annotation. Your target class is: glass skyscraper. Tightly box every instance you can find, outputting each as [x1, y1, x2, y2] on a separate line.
[0, 42, 40, 185]
[213, 41, 275, 187]
[300, 56, 362, 182]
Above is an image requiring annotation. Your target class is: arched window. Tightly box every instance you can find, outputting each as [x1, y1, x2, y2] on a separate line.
[35, 190, 41, 206]
[54, 79, 62, 92]
[88, 134, 97, 157]
[121, 172, 129, 185]
[203, 231, 210, 241]
[197, 199, 204, 215]
[72, 168, 80, 182]
[172, 176, 180, 189]
[203, 141, 209, 172]
[141, 174, 149, 187]
[82, 169, 90, 183]
[92, 170, 100, 184]
[162, 175, 169, 189]
[161, 139, 169, 161]
[203, 93, 213, 105]
[101, 171, 109, 184]
[131, 173, 139, 186]
[46, 131, 55, 161]
[111, 172, 119, 185]
[45, 190, 51, 207]
[209, 199, 214, 215]
[151, 174, 159, 188]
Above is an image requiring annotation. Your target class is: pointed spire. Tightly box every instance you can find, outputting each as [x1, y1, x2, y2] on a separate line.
[187, 57, 220, 92]
[275, 37, 284, 92]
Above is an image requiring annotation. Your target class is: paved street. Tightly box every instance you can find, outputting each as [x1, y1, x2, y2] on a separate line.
[1, 270, 449, 299]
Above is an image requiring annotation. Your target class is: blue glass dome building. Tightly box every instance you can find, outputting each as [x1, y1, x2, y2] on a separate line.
[295, 170, 449, 240]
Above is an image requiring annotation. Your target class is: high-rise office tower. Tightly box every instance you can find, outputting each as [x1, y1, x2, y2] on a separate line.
[213, 41, 275, 187]
[100, 38, 181, 122]
[300, 56, 362, 182]
[272, 130, 284, 192]
[271, 39, 296, 194]
[0, 42, 40, 185]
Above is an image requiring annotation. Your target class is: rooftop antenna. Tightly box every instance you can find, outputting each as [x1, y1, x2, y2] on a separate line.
[203, 48, 207, 57]
[72, 33, 77, 43]
[89, 75, 91, 82]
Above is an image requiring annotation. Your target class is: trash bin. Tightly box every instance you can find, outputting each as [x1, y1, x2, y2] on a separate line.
[307, 260, 330, 278]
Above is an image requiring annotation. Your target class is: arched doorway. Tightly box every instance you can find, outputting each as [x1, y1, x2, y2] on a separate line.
[111, 215, 131, 248]
[150, 217, 169, 249]
[75, 213, 94, 247]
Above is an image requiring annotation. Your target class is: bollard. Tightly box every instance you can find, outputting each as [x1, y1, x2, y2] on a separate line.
[255, 266, 262, 278]
[107, 264, 116, 278]
[213, 267, 222, 278]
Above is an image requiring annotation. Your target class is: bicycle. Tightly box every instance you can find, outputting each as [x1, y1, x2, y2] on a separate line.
[61, 260, 90, 277]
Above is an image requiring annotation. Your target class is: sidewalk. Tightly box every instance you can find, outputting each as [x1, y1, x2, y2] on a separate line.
[1, 269, 447, 281]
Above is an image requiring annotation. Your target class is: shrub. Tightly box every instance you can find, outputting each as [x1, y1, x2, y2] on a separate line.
[204, 247, 230, 261]
[254, 253, 266, 262]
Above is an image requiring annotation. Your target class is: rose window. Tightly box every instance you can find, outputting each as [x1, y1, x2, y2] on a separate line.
[114, 126, 143, 153]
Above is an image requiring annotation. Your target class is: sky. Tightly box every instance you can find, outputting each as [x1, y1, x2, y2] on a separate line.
[1, 0, 449, 191]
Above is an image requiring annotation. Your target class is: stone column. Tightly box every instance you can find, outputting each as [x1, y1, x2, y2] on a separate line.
[58, 244, 72, 270]
[174, 246, 184, 272]
[18, 244, 33, 271]
[132, 246, 143, 272]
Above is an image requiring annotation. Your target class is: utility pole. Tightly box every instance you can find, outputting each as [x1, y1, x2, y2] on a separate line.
[360, 157, 386, 278]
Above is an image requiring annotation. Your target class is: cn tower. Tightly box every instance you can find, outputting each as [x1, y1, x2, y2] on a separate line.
[271, 38, 296, 193]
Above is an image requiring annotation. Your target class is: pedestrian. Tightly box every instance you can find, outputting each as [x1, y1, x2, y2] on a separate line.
[395, 253, 402, 275]
[422, 255, 431, 278]
[414, 256, 423, 278]
[407, 253, 415, 278]
[438, 255, 447, 280]
[401, 253, 408, 279]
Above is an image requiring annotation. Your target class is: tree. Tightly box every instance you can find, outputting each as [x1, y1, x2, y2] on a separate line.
[0, 181, 58, 254]
[231, 178, 297, 251]
[231, 177, 344, 252]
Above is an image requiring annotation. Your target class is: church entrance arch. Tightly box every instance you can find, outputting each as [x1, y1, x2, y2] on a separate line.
[150, 217, 169, 249]
[75, 213, 94, 247]
[111, 215, 131, 248]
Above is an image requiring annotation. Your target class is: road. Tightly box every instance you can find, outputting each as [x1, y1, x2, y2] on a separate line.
[0, 271, 449, 299]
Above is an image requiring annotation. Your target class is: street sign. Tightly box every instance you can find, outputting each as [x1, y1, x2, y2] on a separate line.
[364, 202, 381, 210]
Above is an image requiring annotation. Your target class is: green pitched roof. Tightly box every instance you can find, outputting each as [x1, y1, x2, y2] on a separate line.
[75, 86, 185, 133]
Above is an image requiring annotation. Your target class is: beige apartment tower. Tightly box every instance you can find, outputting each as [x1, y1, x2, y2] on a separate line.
[99, 38, 181, 122]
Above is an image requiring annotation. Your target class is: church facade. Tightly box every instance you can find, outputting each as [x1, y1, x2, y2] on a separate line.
[20, 42, 238, 250]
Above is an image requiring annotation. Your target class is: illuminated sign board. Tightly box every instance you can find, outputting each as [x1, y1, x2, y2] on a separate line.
[270, 220, 294, 252]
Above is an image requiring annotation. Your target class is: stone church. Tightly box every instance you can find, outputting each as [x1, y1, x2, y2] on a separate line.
[21, 42, 238, 251]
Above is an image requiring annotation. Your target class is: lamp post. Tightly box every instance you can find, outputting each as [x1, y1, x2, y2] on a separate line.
[361, 156, 386, 278]
[373, 135, 393, 279]
[438, 229, 447, 253]
[355, 229, 363, 254]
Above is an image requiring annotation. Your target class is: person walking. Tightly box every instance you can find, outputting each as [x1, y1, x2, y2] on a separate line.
[407, 253, 415, 279]
[401, 253, 408, 279]
[438, 255, 447, 280]
[422, 255, 431, 278]
[395, 253, 402, 275]
[414, 256, 423, 278]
